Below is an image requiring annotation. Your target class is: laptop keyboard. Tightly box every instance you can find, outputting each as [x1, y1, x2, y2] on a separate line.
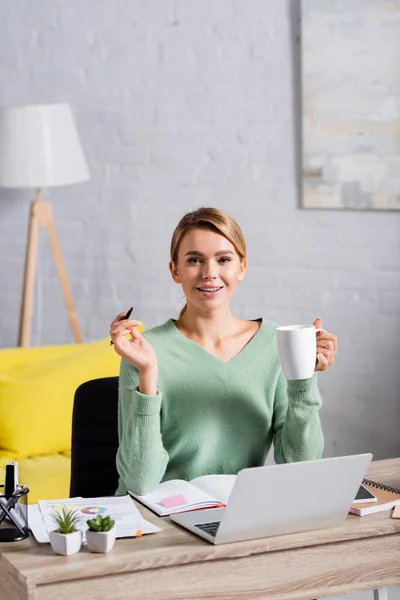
[195, 521, 221, 537]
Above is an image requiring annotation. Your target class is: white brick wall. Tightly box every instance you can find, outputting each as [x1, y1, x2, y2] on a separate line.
[0, 0, 399, 476]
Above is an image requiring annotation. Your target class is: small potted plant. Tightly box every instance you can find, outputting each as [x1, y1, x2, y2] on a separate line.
[49, 506, 82, 556]
[86, 514, 116, 553]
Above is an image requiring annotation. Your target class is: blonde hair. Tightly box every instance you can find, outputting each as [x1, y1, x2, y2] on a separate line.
[170, 207, 247, 318]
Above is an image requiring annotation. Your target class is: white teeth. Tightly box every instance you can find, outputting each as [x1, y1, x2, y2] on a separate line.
[198, 287, 221, 292]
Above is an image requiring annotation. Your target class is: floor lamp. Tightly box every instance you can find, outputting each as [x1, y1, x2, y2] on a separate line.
[0, 104, 90, 347]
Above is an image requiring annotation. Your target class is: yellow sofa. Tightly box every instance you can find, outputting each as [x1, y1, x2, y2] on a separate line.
[0, 333, 141, 504]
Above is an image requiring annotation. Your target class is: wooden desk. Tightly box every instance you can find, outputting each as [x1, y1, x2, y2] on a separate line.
[0, 459, 399, 600]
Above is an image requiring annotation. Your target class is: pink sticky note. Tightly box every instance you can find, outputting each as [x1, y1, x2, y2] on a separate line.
[160, 494, 187, 508]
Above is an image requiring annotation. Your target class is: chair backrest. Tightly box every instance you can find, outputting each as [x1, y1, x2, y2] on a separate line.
[70, 377, 119, 498]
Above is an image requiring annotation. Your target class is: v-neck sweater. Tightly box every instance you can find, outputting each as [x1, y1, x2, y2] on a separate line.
[116, 318, 324, 495]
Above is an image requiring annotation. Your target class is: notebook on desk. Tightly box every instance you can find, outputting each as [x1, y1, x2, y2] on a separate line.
[349, 478, 400, 516]
[129, 474, 235, 517]
[170, 453, 372, 545]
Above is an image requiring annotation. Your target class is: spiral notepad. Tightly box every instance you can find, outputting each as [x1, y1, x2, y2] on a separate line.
[350, 478, 400, 516]
[363, 478, 400, 495]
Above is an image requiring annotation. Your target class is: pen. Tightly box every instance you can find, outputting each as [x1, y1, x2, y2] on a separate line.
[110, 307, 133, 346]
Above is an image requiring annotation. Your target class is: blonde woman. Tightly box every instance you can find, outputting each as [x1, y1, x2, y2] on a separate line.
[110, 208, 337, 495]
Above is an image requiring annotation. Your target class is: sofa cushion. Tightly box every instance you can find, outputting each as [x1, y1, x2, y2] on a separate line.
[18, 453, 71, 504]
[0, 338, 123, 459]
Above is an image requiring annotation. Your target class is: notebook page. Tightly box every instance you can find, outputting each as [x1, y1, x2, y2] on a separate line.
[131, 479, 223, 515]
[189, 474, 237, 505]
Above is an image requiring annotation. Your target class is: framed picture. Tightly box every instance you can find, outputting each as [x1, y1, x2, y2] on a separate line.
[301, 0, 400, 210]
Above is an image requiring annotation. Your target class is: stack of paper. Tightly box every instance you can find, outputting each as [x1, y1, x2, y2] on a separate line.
[28, 495, 161, 543]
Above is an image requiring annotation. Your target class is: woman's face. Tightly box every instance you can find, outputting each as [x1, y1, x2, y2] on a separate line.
[169, 228, 246, 313]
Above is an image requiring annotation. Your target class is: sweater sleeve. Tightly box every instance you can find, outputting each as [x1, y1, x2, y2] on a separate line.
[116, 358, 169, 495]
[272, 372, 324, 464]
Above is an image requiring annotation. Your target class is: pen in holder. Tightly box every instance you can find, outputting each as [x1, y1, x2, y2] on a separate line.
[0, 484, 29, 542]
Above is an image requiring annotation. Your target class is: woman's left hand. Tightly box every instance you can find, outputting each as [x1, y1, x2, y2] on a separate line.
[313, 318, 338, 372]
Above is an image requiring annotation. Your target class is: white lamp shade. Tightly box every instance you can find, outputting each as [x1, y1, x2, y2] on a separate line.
[0, 103, 90, 188]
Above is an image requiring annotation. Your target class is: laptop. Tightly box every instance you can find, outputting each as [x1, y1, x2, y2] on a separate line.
[170, 453, 372, 544]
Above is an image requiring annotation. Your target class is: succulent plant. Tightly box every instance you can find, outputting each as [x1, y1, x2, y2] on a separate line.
[86, 514, 115, 532]
[51, 506, 81, 534]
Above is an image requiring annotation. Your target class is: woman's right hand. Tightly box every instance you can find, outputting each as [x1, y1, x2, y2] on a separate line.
[110, 310, 158, 374]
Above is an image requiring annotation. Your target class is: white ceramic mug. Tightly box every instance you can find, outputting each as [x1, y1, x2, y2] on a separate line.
[275, 324, 325, 380]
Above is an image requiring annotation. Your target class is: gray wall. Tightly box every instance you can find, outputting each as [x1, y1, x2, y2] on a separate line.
[0, 0, 399, 467]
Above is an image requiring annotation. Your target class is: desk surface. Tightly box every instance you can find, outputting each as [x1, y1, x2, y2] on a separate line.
[0, 458, 399, 600]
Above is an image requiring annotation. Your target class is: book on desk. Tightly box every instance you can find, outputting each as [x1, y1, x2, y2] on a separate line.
[350, 478, 400, 516]
[129, 474, 236, 517]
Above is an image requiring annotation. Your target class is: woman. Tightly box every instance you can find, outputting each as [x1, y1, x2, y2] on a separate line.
[110, 207, 337, 495]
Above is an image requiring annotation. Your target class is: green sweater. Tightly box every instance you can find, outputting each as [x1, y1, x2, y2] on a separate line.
[116, 318, 324, 495]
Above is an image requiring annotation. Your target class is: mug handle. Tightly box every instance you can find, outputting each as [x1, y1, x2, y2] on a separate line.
[315, 328, 326, 333]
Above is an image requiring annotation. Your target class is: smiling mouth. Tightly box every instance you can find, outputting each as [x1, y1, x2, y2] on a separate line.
[196, 286, 224, 295]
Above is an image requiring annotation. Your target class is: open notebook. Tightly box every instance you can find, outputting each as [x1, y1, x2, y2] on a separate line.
[129, 474, 236, 517]
[350, 477, 400, 516]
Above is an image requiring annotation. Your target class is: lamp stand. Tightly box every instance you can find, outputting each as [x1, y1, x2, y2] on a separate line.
[18, 188, 83, 347]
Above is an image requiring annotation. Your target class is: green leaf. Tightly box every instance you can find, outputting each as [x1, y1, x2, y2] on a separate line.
[86, 513, 115, 532]
[51, 506, 81, 534]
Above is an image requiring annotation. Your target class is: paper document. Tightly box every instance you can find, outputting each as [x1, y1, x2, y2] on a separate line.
[28, 504, 49, 543]
[29, 495, 161, 543]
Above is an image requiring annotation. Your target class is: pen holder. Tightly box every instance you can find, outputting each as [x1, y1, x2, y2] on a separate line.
[0, 484, 29, 542]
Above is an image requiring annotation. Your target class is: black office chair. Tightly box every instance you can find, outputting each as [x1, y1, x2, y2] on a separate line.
[70, 377, 119, 498]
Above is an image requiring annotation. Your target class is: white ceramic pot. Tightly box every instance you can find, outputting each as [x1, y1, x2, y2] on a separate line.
[49, 530, 82, 556]
[86, 527, 116, 553]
